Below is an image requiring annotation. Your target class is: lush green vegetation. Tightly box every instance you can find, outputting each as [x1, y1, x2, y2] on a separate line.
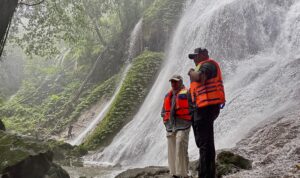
[0, 1, 186, 176]
[0, 0, 152, 136]
[11, 0, 146, 57]
[83, 51, 163, 149]
[0, 0, 184, 149]
[0, 80, 78, 134]
[68, 74, 120, 123]
[0, 73, 120, 135]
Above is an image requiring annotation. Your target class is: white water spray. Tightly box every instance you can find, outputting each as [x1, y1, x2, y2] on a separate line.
[86, 0, 300, 168]
[69, 19, 143, 145]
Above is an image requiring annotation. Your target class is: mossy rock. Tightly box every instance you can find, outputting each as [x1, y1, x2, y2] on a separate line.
[46, 163, 70, 178]
[217, 151, 252, 170]
[0, 131, 50, 172]
[47, 139, 87, 166]
[0, 131, 70, 178]
[189, 151, 252, 178]
[83, 51, 163, 150]
[216, 151, 252, 177]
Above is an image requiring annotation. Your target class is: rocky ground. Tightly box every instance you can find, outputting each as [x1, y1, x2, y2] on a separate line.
[115, 151, 252, 178]
[63, 165, 123, 178]
[225, 107, 300, 178]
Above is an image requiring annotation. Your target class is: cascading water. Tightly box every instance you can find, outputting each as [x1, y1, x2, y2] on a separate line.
[85, 0, 300, 170]
[68, 19, 143, 145]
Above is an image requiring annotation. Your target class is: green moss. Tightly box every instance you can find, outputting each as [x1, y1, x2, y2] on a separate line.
[217, 151, 252, 170]
[0, 79, 82, 134]
[47, 139, 88, 164]
[0, 73, 120, 135]
[68, 74, 120, 123]
[216, 151, 252, 177]
[0, 131, 50, 172]
[83, 51, 163, 150]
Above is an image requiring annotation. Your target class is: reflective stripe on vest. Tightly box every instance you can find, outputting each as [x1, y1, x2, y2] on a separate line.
[163, 88, 191, 122]
[190, 59, 226, 108]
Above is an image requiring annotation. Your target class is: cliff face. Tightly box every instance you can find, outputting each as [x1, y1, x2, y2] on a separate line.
[142, 0, 184, 51]
[92, 0, 184, 84]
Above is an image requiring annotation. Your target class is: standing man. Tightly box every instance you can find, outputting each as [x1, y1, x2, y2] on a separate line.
[67, 125, 73, 139]
[161, 75, 192, 178]
[188, 48, 225, 178]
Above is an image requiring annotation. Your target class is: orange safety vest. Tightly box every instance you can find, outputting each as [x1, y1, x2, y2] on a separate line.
[190, 59, 225, 108]
[163, 88, 191, 122]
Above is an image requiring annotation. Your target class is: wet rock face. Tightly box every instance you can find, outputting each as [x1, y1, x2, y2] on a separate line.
[0, 131, 70, 178]
[228, 109, 300, 177]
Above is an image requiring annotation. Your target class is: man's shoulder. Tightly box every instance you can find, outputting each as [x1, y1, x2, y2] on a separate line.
[199, 60, 218, 78]
[201, 60, 217, 69]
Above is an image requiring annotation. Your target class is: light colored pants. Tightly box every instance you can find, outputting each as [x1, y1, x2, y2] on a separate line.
[167, 128, 190, 177]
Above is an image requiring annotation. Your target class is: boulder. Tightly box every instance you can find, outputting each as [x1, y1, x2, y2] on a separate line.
[190, 151, 252, 178]
[0, 131, 70, 178]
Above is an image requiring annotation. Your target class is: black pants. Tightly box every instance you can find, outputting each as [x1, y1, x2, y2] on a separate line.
[192, 105, 220, 178]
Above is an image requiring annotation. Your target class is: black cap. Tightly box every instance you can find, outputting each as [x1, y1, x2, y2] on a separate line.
[188, 48, 209, 59]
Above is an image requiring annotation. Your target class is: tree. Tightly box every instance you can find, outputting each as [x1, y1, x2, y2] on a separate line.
[0, 0, 18, 58]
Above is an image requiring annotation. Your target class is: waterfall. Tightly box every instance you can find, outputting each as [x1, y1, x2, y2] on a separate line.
[85, 0, 300, 168]
[69, 19, 143, 145]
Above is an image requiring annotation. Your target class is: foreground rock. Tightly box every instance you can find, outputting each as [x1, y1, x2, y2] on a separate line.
[216, 151, 252, 177]
[47, 139, 87, 167]
[0, 131, 70, 178]
[116, 151, 251, 178]
[116, 166, 169, 178]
